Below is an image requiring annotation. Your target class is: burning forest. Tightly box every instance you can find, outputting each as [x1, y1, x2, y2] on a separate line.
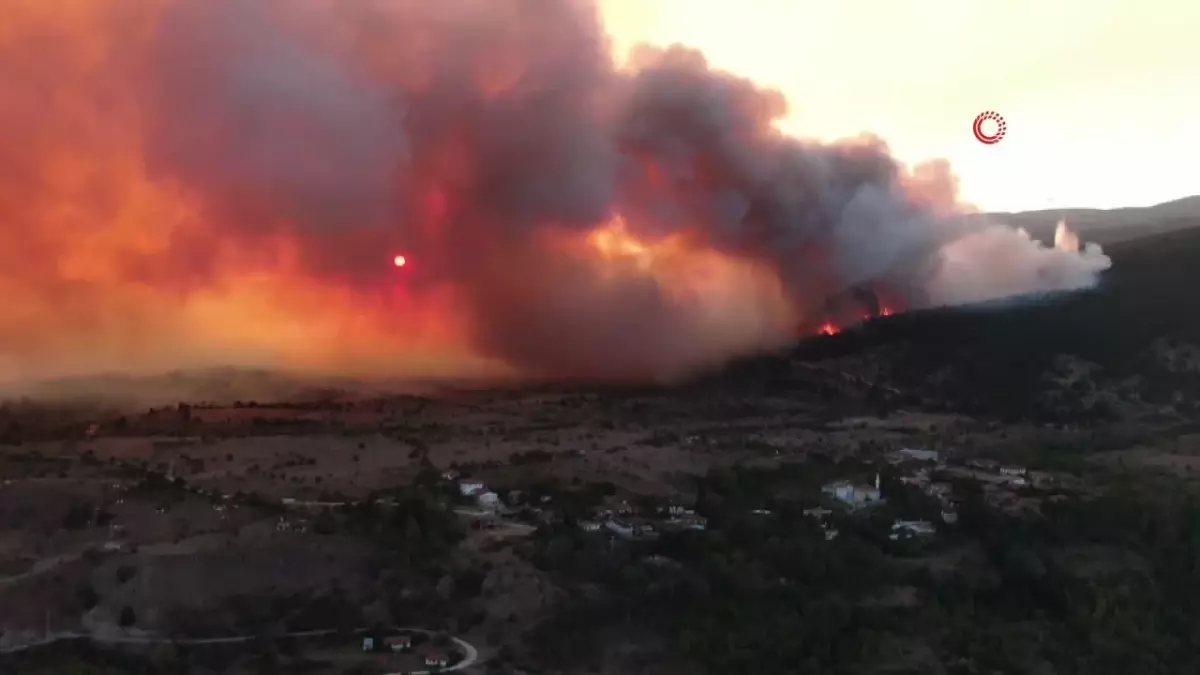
[0, 0, 1111, 386]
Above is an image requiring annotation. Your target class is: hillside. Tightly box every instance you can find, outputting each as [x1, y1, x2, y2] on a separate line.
[779, 220, 1200, 422]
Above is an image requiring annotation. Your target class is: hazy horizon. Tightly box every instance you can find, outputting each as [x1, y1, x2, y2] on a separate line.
[600, 0, 1200, 213]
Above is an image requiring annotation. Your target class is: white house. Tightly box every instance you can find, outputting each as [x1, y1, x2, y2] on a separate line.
[669, 515, 707, 531]
[890, 520, 936, 540]
[384, 635, 411, 652]
[361, 637, 375, 652]
[605, 520, 635, 540]
[458, 481, 485, 497]
[425, 652, 449, 668]
[889, 448, 940, 464]
[477, 491, 501, 510]
[822, 475, 882, 509]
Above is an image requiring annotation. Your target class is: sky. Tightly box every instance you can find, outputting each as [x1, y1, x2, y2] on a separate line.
[600, 0, 1200, 213]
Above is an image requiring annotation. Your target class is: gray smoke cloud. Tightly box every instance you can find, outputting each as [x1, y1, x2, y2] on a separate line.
[0, 0, 1112, 384]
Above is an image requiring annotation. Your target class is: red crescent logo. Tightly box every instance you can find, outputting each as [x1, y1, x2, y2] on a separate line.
[973, 111, 1007, 145]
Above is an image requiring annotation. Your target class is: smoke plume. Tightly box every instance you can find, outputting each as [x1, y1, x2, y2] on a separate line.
[0, 0, 1111, 386]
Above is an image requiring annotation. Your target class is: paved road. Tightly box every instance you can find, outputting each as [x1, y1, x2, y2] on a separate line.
[0, 626, 481, 672]
[0, 552, 83, 589]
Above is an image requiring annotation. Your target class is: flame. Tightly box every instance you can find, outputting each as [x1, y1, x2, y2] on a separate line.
[393, 255, 408, 268]
[1054, 219, 1081, 253]
[818, 322, 839, 336]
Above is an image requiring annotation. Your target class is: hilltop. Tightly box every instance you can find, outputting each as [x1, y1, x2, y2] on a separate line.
[973, 195, 1200, 245]
[766, 207, 1200, 424]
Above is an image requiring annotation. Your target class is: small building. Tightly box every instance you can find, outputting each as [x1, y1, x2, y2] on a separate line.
[477, 491, 501, 510]
[605, 519, 635, 540]
[458, 481, 485, 497]
[941, 509, 958, 524]
[668, 515, 707, 531]
[889, 448, 940, 464]
[578, 520, 602, 532]
[822, 475, 883, 509]
[384, 635, 411, 652]
[890, 519, 936, 541]
[925, 482, 953, 499]
[361, 637, 375, 652]
[999, 466, 1028, 486]
[425, 652, 450, 668]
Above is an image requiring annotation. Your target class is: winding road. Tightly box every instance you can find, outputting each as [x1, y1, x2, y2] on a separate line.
[0, 626, 480, 672]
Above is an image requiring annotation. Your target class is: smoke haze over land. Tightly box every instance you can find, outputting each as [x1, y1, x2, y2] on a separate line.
[0, 0, 1111, 388]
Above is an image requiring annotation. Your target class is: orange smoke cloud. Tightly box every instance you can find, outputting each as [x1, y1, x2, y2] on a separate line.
[0, 0, 1109, 387]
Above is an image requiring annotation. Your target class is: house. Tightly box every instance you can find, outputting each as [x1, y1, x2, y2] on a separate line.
[890, 520, 936, 540]
[999, 466, 1028, 486]
[750, 509, 773, 515]
[605, 519, 657, 540]
[477, 491, 501, 510]
[941, 509, 959, 524]
[822, 475, 883, 509]
[458, 481, 485, 497]
[384, 635, 411, 652]
[803, 507, 832, 520]
[889, 448, 940, 464]
[441, 469, 460, 481]
[578, 520, 602, 532]
[924, 482, 953, 499]
[361, 637, 375, 652]
[664, 504, 694, 516]
[605, 519, 635, 540]
[668, 515, 708, 531]
[425, 652, 450, 668]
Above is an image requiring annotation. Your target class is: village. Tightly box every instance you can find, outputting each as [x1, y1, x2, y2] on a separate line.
[426, 447, 1081, 554]
[0, 424, 1090, 675]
